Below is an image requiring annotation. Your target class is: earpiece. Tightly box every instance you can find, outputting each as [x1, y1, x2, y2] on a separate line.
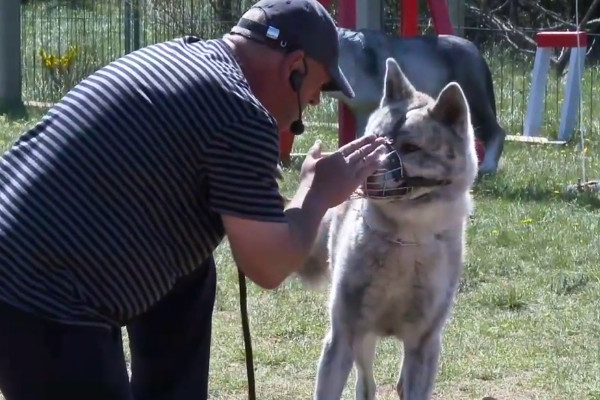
[289, 68, 307, 136]
[289, 70, 304, 92]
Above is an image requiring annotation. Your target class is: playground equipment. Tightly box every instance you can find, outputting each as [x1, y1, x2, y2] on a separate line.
[279, 0, 455, 163]
[522, 31, 587, 144]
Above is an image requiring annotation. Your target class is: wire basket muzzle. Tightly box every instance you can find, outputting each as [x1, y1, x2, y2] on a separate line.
[354, 145, 413, 200]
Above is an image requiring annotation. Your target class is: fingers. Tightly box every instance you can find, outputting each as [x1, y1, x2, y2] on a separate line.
[338, 135, 385, 158]
[355, 144, 387, 182]
[307, 139, 322, 158]
[345, 139, 386, 164]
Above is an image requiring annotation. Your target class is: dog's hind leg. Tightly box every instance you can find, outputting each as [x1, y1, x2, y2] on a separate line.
[396, 331, 442, 400]
[314, 325, 355, 400]
[353, 332, 378, 400]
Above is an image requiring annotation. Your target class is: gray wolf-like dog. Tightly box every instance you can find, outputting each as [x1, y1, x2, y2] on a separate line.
[331, 27, 505, 175]
[296, 58, 478, 399]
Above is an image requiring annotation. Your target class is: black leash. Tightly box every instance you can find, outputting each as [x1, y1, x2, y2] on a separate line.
[237, 268, 256, 400]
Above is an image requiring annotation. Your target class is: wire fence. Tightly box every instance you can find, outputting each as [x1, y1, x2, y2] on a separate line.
[18, 0, 600, 141]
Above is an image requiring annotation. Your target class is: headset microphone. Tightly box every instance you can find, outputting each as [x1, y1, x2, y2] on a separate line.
[289, 70, 305, 135]
[290, 119, 304, 135]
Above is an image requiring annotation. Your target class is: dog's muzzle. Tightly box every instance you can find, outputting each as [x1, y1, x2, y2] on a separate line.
[353, 144, 451, 200]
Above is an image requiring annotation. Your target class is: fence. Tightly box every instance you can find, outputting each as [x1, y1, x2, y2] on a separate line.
[18, 0, 600, 142]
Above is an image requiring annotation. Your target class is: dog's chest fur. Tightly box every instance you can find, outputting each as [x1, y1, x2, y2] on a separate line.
[329, 201, 462, 340]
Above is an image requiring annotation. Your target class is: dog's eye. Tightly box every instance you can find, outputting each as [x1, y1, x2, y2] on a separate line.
[401, 143, 420, 154]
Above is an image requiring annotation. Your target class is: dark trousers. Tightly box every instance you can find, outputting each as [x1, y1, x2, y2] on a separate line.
[0, 256, 217, 400]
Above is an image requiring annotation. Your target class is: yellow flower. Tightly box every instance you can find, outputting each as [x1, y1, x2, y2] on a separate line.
[39, 46, 78, 73]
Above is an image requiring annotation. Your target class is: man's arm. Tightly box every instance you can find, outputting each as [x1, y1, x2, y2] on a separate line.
[222, 136, 386, 289]
[222, 181, 328, 289]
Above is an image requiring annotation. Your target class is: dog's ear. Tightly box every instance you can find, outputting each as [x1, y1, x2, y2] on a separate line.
[380, 58, 416, 108]
[429, 82, 471, 136]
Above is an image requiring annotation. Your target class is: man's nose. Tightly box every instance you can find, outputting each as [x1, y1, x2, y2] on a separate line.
[309, 92, 322, 107]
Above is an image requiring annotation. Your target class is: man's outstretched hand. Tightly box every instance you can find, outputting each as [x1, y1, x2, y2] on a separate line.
[299, 135, 387, 209]
[222, 135, 386, 290]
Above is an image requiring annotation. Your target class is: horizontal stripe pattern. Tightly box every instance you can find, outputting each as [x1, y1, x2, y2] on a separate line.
[0, 37, 286, 327]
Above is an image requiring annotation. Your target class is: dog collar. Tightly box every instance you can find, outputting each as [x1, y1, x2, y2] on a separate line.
[359, 202, 420, 246]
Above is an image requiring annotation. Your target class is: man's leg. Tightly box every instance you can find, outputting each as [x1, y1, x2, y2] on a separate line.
[0, 301, 132, 400]
[126, 256, 217, 400]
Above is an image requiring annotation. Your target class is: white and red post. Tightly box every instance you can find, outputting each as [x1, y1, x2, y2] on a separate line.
[523, 31, 587, 142]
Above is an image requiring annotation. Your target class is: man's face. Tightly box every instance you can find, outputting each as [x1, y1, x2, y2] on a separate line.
[298, 57, 331, 110]
[273, 51, 332, 131]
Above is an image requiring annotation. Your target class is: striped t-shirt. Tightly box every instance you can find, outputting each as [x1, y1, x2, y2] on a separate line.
[0, 36, 287, 328]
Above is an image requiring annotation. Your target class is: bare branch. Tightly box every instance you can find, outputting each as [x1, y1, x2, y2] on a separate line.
[554, 0, 600, 74]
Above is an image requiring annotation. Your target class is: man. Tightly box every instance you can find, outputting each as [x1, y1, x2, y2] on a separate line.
[0, 0, 386, 399]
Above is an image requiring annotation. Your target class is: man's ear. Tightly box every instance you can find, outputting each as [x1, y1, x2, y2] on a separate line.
[280, 49, 306, 84]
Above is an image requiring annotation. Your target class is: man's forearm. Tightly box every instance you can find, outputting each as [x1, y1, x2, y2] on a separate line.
[221, 183, 331, 290]
[282, 183, 329, 269]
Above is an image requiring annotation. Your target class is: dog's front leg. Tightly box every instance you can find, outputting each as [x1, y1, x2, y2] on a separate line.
[353, 332, 377, 400]
[314, 326, 354, 400]
[396, 331, 442, 400]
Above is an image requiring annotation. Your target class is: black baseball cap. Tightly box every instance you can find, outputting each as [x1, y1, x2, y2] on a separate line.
[230, 0, 355, 98]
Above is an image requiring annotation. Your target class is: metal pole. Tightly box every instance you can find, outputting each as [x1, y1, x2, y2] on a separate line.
[356, 0, 382, 31]
[447, 0, 465, 36]
[337, 0, 356, 147]
[0, 0, 27, 119]
[132, 0, 140, 51]
[124, 0, 132, 54]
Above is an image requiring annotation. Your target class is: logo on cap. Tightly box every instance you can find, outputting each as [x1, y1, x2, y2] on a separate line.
[266, 26, 280, 40]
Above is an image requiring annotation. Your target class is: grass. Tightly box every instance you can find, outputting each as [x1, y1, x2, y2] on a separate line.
[2, 86, 600, 399]
[20, 0, 258, 102]
[3, 4, 600, 398]
[222, 132, 600, 399]
[18, 0, 600, 132]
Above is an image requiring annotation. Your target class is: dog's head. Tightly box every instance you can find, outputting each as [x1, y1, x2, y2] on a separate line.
[360, 58, 478, 204]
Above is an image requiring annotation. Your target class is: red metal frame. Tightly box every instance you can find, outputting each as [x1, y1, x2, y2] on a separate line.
[427, 0, 454, 35]
[337, 0, 357, 148]
[279, 0, 455, 162]
[536, 31, 588, 48]
[401, 0, 419, 36]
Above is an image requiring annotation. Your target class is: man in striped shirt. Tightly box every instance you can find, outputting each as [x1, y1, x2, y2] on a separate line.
[0, 0, 386, 399]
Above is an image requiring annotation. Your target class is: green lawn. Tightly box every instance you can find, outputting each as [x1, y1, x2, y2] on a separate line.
[210, 124, 600, 400]
[4, 4, 600, 399]
[1, 90, 599, 400]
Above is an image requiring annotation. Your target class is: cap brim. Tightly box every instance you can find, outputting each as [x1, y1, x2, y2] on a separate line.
[322, 64, 355, 99]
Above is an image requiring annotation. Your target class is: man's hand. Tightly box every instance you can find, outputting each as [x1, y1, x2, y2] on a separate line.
[222, 135, 386, 290]
[298, 135, 387, 209]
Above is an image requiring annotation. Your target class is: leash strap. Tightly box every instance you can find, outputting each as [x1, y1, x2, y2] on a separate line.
[237, 268, 256, 400]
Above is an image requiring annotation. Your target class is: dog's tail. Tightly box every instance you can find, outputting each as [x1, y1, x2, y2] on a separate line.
[295, 254, 331, 288]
